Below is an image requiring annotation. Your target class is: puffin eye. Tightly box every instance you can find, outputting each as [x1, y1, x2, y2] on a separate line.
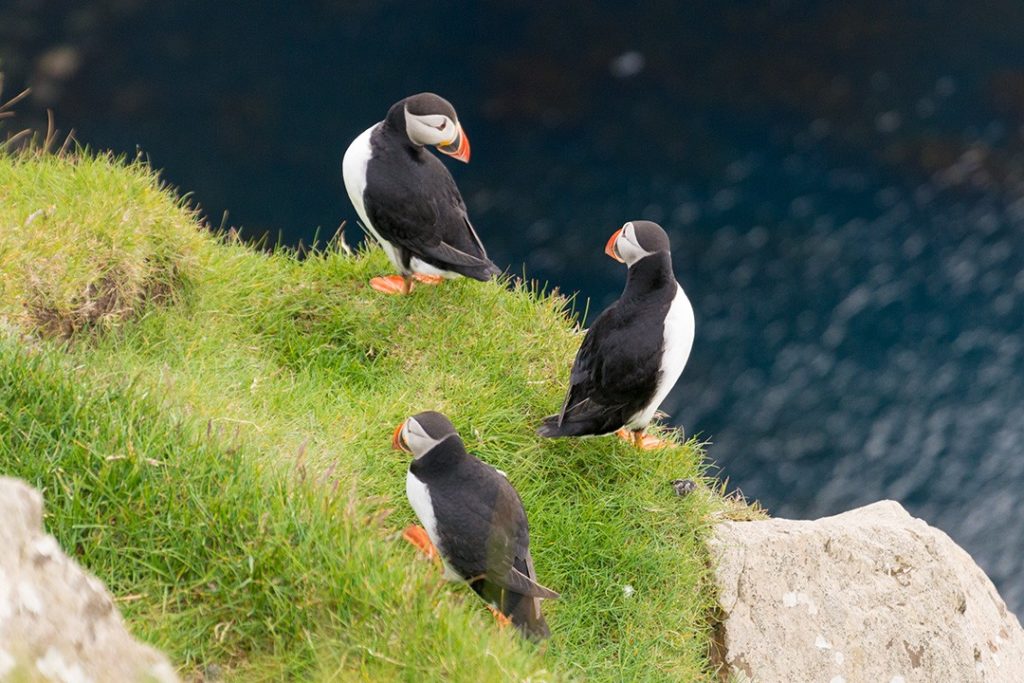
[437, 120, 448, 131]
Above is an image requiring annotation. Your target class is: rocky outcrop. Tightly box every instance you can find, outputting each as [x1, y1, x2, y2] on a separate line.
[710, 500, 1024, 683]
[0, 477, 178, 682]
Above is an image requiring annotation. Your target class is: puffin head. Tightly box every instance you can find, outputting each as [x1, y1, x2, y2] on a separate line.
[604, 220, 671, 267]
[393, 410, 459, 459]
[391, 92, 471, 163]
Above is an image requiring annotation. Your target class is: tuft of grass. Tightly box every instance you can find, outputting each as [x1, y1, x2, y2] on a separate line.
[0, 150, 202, 337]
[0, 149, 738, 680]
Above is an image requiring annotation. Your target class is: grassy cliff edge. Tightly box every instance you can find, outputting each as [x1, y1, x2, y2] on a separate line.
[0, 150, 746, 681]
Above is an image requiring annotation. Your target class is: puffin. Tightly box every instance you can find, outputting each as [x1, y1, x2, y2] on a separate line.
[394, 411, 558, 639]
[342, 93, 500, 294]
[537, 220, 695, 449]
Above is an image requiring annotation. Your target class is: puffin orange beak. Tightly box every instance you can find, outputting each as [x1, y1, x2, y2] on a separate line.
[604, 228, 625, 262]
[438, 123, 471, 163]
[392, 422, 408, 452]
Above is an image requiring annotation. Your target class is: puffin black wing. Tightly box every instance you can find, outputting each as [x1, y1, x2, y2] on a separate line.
[364, 154, 499, 281]
[538, 300, 666, 437]
[472, 483, 557, 640]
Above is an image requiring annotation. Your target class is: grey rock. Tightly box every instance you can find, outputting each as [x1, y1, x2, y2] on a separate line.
[671, 478, 697, 497]
[710, 500, 1024, 683]
[0, 477, 178, 682]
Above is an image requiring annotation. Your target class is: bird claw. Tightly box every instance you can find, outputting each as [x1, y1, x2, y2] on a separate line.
[402, 525, 438, 560]
[412, 273, 444, 286]
[615, 428, 670, 450]
[487, 605, 513, 629]
[369, 275, 412, 295]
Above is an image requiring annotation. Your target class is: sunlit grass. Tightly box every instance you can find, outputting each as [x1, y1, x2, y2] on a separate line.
[0, 149, 739, 680]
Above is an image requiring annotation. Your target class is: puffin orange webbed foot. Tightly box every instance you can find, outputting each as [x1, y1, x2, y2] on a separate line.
[616, 428, 671, 450]
[487, 605, 513, 629]
[635, 432, 670, 450]
[614, 428, 633, 444]
[412, 273, 444, 286]
[402, 524, 439, 561]
[369, 275, 413, 295]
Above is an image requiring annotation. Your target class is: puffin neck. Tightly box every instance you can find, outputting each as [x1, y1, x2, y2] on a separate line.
[621, 251, 674, 300]
[382, 101, 407, 131]
[409, 434, 466, 475]
[378, 107, 422, 151]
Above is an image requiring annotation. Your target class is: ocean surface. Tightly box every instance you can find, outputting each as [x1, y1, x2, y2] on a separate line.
[3, 1, 1023, 612]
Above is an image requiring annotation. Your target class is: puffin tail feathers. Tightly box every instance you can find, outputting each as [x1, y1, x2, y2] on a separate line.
[420, 241, 501, 281]
[536, 414, 567, 438]
[537, 413, 613, 438]
[459, 258, 501, 282]
[538, 397, 626, 438]
[506, 595, 552, 641]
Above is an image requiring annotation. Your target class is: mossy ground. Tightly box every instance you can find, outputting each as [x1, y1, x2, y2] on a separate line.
[0, 149, 749, 681]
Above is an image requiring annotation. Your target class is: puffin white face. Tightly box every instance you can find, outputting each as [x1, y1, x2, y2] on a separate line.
[403, 108, 471, 162]
[393, 93, 471, 162]
[605, 222, 653, 266]
[404, 109, 458, 147]
[393, 416, 445, 460]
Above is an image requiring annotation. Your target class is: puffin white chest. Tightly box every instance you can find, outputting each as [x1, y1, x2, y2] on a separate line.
[342, 124, 402, 267]
[405, 470, 463, 581]
[627, 284, 696, 428]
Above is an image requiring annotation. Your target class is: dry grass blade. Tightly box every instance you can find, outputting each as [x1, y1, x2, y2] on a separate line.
[0, 76, 33, 147]
[1, 129, 32, 151]
[58, 128, 77, 156]
[0, 78, 75, 157]
[0, 85, 31, 119]
[43, 109, 58, 154]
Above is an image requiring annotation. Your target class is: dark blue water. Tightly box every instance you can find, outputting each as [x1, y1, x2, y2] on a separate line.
[4, 1, 1023, 613]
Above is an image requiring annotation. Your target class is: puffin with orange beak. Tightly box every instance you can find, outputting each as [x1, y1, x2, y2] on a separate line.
[342, 93, 500, 294]
[538, 220, 695, 449]
[394, 411, 558, 639]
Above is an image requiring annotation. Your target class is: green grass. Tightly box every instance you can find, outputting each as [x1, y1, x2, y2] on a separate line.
[0, 148, 746, 681]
